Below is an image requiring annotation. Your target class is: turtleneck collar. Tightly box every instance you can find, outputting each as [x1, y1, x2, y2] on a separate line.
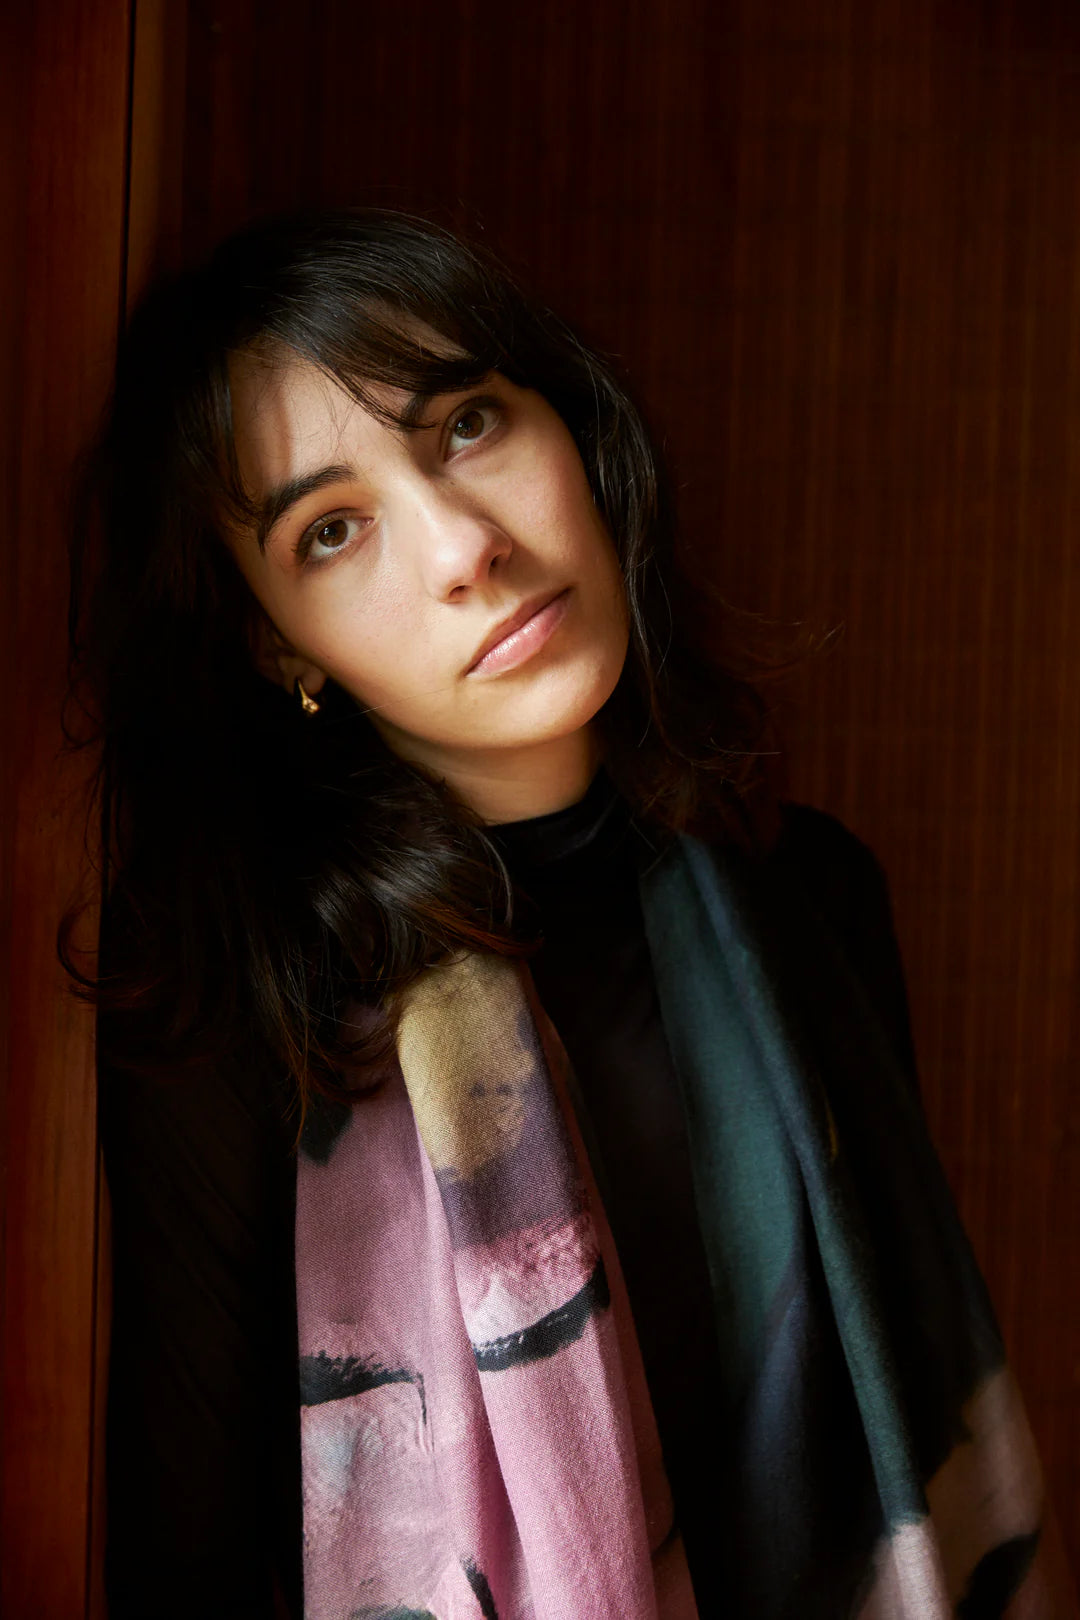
[487, 763, 618, 856]
[484, 765, 660, 900]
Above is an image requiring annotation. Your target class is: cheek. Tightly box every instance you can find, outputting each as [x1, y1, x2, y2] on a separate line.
[499, 421, 593, 543]
[545, 462, 625, 601]
[540, 448, 599, 541]
[311, 579, 463, 727]
[313, 587, 422, 696]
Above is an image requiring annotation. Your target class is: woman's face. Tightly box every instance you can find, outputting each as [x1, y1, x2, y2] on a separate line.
[225, 350, 630, 817]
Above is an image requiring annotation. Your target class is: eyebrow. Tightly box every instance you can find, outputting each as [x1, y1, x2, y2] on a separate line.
[253, 388, 439, 553]
[255, 463, 356, 553]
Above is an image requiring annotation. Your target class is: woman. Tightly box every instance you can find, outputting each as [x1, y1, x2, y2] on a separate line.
[66, 209, 1070, 1619]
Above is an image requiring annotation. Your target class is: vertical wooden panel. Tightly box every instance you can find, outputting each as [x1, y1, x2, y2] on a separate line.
[0, 2, 132, 1615]
[127, 0, 188, 298]
[711, 0, 1080, 1563]
[176, 0, 737, 402]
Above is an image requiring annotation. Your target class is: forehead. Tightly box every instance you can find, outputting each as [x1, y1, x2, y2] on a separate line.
[228, 351, 365, 492]
[227, 314, 471, 495]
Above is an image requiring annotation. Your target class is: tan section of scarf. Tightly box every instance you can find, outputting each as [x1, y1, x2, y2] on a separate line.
[395, 952, 539, 1183]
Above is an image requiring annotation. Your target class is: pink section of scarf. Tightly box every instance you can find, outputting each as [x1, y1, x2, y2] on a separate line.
[295, 955, 698, 1620]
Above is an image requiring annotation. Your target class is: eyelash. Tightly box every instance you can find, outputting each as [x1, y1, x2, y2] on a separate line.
[293, 392, 506, 567]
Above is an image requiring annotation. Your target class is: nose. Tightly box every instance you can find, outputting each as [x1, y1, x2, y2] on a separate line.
[403, 480, 513, 600]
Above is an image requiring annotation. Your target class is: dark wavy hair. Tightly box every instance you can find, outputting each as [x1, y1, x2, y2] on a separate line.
[62, 207, 771, 1122]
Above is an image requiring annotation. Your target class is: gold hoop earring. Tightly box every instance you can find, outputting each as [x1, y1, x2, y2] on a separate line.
[296, 678, 321, 715]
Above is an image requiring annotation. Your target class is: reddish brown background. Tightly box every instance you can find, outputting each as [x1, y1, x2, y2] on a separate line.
[1, 2, 131, 1616]
[3, 0, 1079, 1611]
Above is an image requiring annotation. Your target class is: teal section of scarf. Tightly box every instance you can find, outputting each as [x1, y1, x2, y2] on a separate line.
[637, 829, 1010, 1584]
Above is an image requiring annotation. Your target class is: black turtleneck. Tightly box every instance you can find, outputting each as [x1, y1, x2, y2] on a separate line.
[100, 769, 918, 1620]
[488, 768, 725, 1605]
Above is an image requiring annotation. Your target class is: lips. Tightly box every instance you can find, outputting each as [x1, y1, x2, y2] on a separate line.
[466, 588, 568, 674]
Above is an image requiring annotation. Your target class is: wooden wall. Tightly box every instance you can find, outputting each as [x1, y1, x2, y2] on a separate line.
[713, 0, 1080, 1571]
[3, 0, 1078, 1610]
[0, 1, 132, 1616]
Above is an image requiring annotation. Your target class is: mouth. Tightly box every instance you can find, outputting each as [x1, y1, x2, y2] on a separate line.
[465, 587, 571, 676]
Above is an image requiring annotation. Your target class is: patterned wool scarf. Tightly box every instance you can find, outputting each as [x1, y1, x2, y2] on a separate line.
[294, 829, 1075, 1620]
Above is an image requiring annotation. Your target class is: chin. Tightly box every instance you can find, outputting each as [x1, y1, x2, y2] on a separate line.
[484, 640, 628, 749]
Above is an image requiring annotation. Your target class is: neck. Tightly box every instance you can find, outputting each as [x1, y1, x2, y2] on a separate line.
[382, 723, 605, 825]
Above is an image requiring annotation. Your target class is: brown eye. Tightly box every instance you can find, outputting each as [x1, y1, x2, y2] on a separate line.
[447, 398, 501, 452]
[315, 518, 350, 550]
[298, 514, 367, 565]
[453, 408, 486, 441]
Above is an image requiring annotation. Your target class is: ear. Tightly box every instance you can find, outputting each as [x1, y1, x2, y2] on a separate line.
[246, 608, 328, 699]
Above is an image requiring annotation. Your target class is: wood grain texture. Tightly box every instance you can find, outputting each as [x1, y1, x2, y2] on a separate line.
[0, 2, 131, 1615]
[155, 0, 1080, 1578]
[711, 0, 1080, 1569]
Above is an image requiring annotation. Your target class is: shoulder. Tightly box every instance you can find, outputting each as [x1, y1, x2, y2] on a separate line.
[769, 802, 892, 922]
[771, 799, 883, 875]
[761, 802, 920, 1084]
